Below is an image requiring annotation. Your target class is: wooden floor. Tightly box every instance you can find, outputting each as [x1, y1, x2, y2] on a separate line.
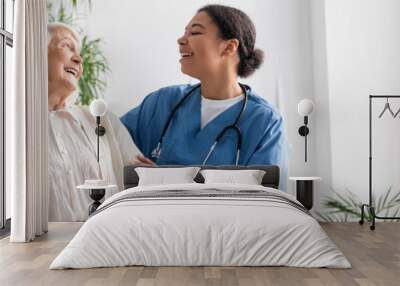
[0, 222, 399, 286]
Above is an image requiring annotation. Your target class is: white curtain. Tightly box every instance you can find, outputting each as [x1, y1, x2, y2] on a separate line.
[9, 0, 48, 242]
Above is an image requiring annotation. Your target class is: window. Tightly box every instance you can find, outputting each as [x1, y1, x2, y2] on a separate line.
[0, 0, 14, 235]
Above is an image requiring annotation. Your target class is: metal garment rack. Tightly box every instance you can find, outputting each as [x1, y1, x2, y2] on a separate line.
[359, 95, 400, 230]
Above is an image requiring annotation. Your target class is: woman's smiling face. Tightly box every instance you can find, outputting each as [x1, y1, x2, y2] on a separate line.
[48, 27, 83, 93]
[177, 11, 227, 80]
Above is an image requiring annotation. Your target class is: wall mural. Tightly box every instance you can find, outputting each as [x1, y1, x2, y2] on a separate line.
[46, 0, 400, 223]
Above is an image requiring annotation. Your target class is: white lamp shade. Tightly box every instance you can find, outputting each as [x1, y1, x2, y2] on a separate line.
[298, 99, 314, 116]
[89, 99, 107, 117]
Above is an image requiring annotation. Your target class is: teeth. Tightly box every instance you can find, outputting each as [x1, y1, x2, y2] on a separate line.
[65, 68, 77, 77]
[181, 52, 193, 57]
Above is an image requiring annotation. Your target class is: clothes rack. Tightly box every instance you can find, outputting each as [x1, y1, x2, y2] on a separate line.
[360, 95, 400, 230]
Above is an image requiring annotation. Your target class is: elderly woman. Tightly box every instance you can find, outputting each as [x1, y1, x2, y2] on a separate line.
[47, 23, 140, 222]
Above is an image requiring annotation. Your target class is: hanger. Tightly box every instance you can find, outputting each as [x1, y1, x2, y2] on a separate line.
[394, 106, 400, 118]
[378, 97, 395, 118]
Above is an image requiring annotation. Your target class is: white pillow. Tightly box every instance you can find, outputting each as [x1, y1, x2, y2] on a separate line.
[135, 167, 201, 186]
[200, 169, 266, 185]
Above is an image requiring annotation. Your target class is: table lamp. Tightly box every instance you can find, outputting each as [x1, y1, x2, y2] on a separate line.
[83, 99, 108, 215]
[89, 99, 107, 162]
[297, 99, 314, 162]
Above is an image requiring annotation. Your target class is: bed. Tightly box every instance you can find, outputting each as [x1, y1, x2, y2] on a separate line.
[49, 165, 351, 269]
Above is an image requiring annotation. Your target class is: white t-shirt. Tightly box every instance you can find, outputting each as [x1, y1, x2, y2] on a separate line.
[200, 94, 244, 128]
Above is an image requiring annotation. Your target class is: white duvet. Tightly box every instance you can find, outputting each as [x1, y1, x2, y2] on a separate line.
[50, 183, 351, 269]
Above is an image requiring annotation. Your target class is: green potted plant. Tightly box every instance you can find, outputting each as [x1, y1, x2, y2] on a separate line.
[316, 187, 400, 222]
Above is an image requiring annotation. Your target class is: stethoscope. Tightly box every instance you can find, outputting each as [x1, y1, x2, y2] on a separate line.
[151, 83, 250, 166]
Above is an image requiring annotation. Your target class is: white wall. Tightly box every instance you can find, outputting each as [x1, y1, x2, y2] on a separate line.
[47, 0, 400, 216]
[312, 0, 400, 214]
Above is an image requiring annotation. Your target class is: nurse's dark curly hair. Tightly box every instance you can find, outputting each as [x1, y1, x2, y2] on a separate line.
[198, 4, 264, 78]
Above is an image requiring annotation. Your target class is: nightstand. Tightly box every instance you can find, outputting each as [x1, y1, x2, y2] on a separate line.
[289, 177, 321, 210]
[77, 180, 117, 215]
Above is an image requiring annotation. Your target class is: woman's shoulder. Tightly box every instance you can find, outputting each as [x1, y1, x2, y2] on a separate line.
[149, 84, 196, 99]
[157, 83, 195, 94]
[139, 84, 193, 105]
[141, 84, 197, 107]
[247, 91, 282, 122]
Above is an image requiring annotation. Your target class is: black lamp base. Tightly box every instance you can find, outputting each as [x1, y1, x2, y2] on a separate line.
[298, 125, 309, 136]
[95, 126, 106, 136]
[88, 188, 105, 215]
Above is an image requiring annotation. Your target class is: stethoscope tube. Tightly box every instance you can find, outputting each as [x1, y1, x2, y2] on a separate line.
[151, 83, 250, 166]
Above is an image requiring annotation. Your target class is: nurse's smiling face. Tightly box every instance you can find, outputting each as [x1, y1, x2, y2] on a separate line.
[177, 11, 238, 80]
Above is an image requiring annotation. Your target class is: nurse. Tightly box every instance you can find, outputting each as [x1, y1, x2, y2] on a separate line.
[121, 4, 288, 180]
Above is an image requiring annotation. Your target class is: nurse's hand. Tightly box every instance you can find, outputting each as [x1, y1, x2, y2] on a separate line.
[133, 154, 157, 166]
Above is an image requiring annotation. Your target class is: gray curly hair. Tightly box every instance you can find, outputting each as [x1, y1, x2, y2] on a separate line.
[47, 22, 81, 50]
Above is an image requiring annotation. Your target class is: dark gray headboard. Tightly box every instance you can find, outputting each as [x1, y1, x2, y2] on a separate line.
[124, 165, 280, 189]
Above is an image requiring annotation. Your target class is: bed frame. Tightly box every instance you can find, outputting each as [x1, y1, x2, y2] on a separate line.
[124, 165, 280, 189]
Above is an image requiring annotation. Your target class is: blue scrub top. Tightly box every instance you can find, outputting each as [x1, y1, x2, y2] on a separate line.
[121, 84, 288, 189]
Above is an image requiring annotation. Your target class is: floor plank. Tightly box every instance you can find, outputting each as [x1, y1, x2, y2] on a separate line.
[0, 222, 399, 286]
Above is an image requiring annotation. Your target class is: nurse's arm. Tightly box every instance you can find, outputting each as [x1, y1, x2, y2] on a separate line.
[120, 105, 142, 150]
[120, 90, 162, 159]
[246, 116, 288, 190]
